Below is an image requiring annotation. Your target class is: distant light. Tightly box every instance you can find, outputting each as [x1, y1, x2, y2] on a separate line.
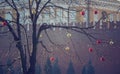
[117, 0, 120, 1]
[65, 46, 70, 51]
[67, 33, 72, 38]
[109, 40, 114, 45]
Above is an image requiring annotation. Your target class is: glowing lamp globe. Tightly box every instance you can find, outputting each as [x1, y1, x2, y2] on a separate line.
[89, 48, 93, 52]
[50, 57, 55, 62]
[109, 40, 114, 45]
[80, 11, 85, 16]
[65, 47, 70, 51]
[67, 33, 72, 38]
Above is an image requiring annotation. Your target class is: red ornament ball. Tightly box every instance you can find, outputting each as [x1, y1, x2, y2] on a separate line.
[2, 21, 7, 26]
[96, 40, 101, 44]
[50, 57, 55, 62]
[80, 11, 85, 16]
[94, 10, 98, 14]
[89, 48, 93, 52]
[100, 56, 105, 62]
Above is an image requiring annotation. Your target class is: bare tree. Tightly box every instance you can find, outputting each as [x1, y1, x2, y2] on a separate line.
[0, 0, 108, 74]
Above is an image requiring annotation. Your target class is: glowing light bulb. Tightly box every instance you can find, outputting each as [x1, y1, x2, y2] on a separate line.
[109, 40, 114, 45]
[65, 46, 70, 51]
[67, 33, 72, 38]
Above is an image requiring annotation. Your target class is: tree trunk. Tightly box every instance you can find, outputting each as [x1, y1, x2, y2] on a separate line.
[27, 22, 38, 74]
[16, 42, 27, 74]
[27, 42, 37, 74]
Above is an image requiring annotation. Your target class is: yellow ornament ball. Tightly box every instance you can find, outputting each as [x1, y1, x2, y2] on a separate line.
[67, 33, 72, 38]
[65, 46, 70, 51]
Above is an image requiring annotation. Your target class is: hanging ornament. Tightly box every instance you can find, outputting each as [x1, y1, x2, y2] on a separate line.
[88, 48, 93, 52]
[2, 21, 7, 26]
[109, 40, 114, 45]
[65, 46, 70, 51]
[80, 11, 85, 16]
[40, 34, 43, 38]
[32, 9, 36, 14]
[96, 40, 101, 44]
[100, 56, 105, 62]
[67, 33, 72, 38]
[94, 10, 98, 14]
[50, 57, 55, 62]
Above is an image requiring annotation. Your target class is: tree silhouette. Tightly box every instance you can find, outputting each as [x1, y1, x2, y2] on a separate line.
[0, 0, 111, 74]
[52, 58, 61, 74]
[6, 58, 15, 74]
[82, 60, 95, 74]
[44, 57, 52, 74]
[35, 63, 42, 74]
[67, 61, 75, 74]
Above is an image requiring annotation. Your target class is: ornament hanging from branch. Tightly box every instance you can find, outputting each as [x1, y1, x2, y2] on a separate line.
[88, 48, 93, 52]
[109, 40, 114, 45]
[80, 11, 85, 16]
[2, 21, 7, 26]
[94, 10, 98, 14]
[50, 57, 55, 62]
[96, 40, 101, 44]
[65, 46, 70, 51]
[100, 56, 105, 62]
[67, 33, 72, 38]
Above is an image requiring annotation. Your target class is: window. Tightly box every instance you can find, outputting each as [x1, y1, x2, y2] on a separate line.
[5, 11, 12, 21]
[43, 9, 50, 24]
[56, 9, 62, 23]
[50, 7, 55, 24]
[117, 14, 119, 21]
[62, 10, 68, 24]
[94, 13, 98, 22]
[69, 11, 76, 22]
[19, 10, 25, 24]
[109, 14, 113, 22]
